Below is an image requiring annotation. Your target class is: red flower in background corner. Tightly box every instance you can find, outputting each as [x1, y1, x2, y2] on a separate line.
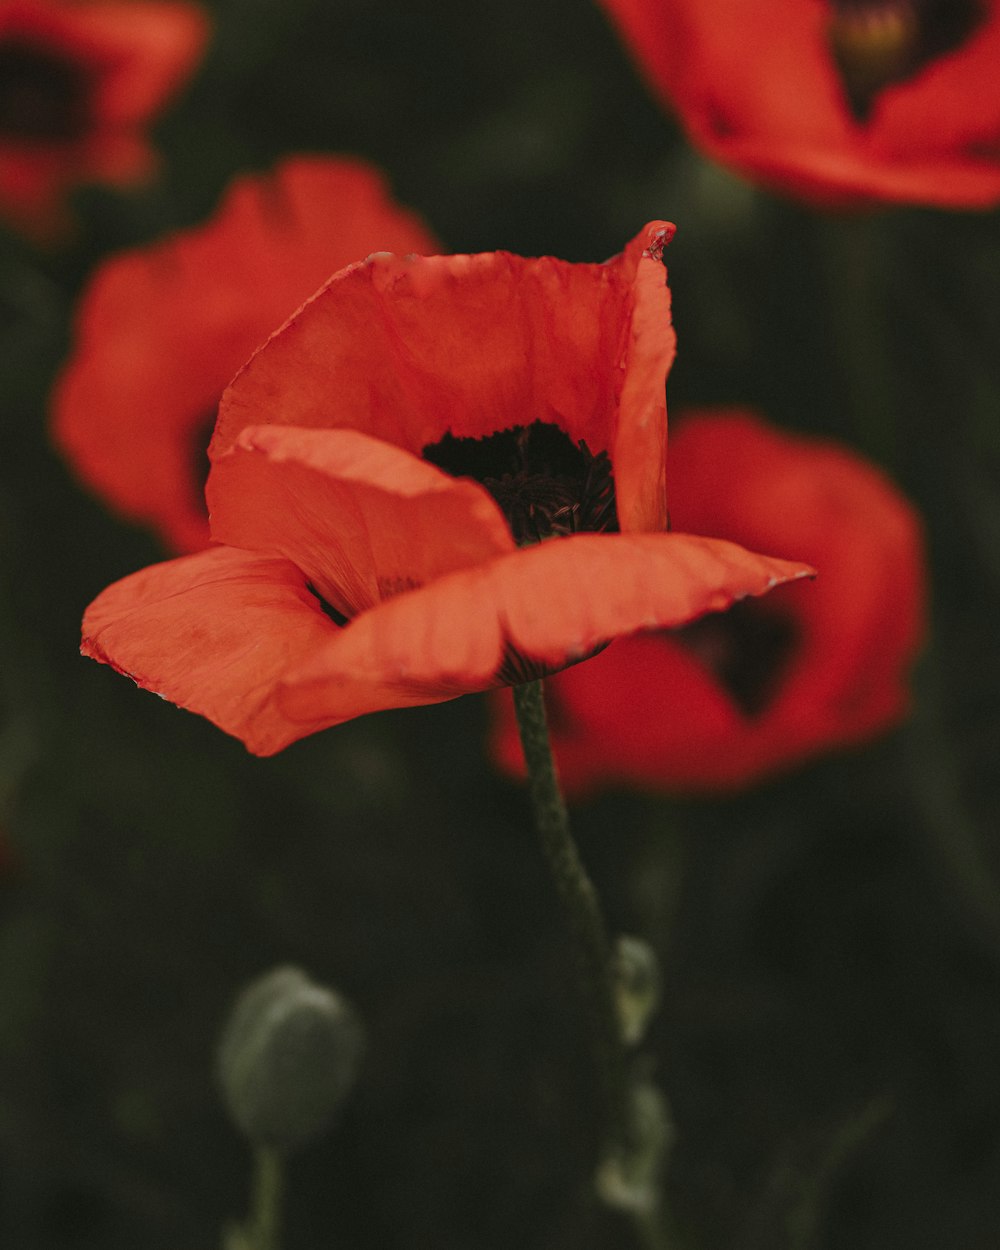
[491, 410, 927, 793]
[0, 0, 210, 241]
[598, 0, 1000, 208]
[80, 226, 813, 756]
[53, 155, 439, 553]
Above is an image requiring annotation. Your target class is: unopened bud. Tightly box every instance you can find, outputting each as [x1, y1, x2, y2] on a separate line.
[218, 966, 364, 1154]
[612, 935, 661, 1047]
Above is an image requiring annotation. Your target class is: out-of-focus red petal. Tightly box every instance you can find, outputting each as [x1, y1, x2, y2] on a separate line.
[213, 222, 676, 533]
[0, 0, 210, 239]
[597, 0, 1000, 207]
[608, 0, 844, 143]
[81, 547, 340, 757]
[693, 135, 1000, 210]
[66, 2, 210, 124]
[51, 156, 439, 552]
[490, 634, 743, 793]
[874, 12, 1000, 153]
[666, 412, 925, 735]
[0, 146, 70, 235]
[208, 425, 515, 617]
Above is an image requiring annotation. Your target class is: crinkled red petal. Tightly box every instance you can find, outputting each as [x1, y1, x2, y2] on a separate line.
[213, 222, 676, 533]
[277, 532, 812, 749]
[208, 425, 515, 618]
[82, 530, 811, 756]
[81, 547, 340, 758]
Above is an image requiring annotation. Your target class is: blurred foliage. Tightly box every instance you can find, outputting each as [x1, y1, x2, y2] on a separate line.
[2, 0, 1000, 1248]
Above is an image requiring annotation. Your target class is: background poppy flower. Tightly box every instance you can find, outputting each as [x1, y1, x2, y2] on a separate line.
[491, 409, 927, 793]
[597, 0, 1000, 207]
[52, 155, 439, 553]
[0, 0, 210, 240]
[81, 229, 813, 756]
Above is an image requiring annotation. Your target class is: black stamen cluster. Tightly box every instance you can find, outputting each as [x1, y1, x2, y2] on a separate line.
[423, 421, 619, 547]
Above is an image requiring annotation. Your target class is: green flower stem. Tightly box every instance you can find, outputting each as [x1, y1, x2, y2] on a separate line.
[512, 679, 628, 1164]
[248, 1146, 284, 1250]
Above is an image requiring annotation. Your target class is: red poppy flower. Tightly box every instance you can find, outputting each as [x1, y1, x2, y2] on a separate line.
[491, 409, 926, 793]
[53, 155, 439, 553]
[0, 0, 210, 240]
[598, 0, 1000, 207]
[80, 227, 813, 756]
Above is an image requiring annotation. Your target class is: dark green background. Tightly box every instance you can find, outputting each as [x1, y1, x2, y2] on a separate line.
[2, 1, 1000, 1247]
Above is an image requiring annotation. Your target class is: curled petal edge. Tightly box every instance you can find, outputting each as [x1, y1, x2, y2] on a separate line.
[277, 533, 814, 750]
[82, 535, 813, 756]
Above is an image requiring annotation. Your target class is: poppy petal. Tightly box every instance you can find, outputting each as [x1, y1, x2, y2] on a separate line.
[81, 547, 340, 757]
[82, 532, 811, 757]
[72, 2, 211, 124]
[597, 0, 1000, 207]
[212, 222, 676, 533]
[663, 411, 925, 732]
[277, 532, 813, 749]
[614, 221, 674, 532]
[207, 424, 515, 618]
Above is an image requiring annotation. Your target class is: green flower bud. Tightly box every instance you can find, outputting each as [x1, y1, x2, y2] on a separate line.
[612, 935, 661, 1047]
[218, 966, 364, 1155]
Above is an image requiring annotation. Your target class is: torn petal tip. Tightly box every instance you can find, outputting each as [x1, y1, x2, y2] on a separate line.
[643, 221, 676, 262]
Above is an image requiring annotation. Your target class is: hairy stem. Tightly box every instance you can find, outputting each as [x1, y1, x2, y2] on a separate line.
[512, 679, 628, 1157]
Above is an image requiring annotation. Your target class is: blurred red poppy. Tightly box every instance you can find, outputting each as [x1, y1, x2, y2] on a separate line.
[81, 227, 813, 756]
[598, 0, 1000, 208]
[0, 0, 209, 240]
[53, 155, 438, 552]
[491, 410, 926, 793]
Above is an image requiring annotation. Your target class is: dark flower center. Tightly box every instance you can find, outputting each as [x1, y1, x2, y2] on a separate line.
[422, 421, 618, 547]
[827, 0, 985, 121]
[671, 599, 799, 718]
[0, 39, 92, 142]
